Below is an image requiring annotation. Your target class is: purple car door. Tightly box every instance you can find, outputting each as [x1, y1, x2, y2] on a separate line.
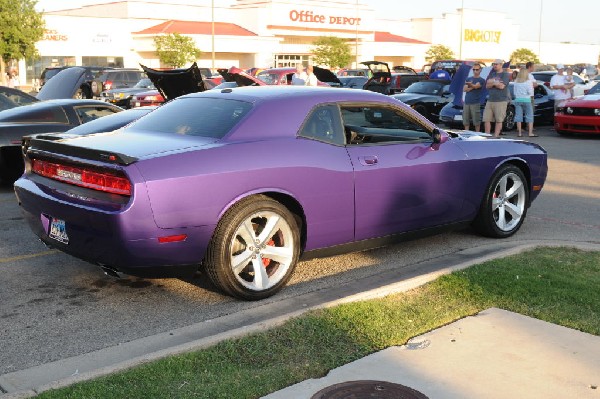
[341, 104, 470, 241]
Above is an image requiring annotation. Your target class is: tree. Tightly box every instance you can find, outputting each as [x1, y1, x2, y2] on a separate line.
[509, 48, 540, 66]
[310, 36, 352, 68]
[0, 0, 45, 84]
[425, 44, 454, 63]
[154, 33, 200, 68]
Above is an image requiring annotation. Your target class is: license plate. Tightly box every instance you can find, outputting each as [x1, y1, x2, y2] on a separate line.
[49, 218, 69, 244]
[453, 115, 463, 121]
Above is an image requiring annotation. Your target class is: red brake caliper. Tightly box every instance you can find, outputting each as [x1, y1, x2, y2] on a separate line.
[262, 239, 275, 267]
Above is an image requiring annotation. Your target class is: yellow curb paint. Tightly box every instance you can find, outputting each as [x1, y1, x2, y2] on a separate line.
[0, 250, 57, 264]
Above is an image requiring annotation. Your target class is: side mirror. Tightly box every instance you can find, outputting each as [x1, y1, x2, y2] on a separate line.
[432, 128, 442, 144]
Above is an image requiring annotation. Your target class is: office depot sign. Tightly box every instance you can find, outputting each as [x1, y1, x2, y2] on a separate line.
[289, 10, 361, 26]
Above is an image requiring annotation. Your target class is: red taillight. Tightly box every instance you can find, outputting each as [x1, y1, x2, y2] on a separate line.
[31, 159, 131, 196]
[158, 234, 188, 243]
[104, 80, 113, 90]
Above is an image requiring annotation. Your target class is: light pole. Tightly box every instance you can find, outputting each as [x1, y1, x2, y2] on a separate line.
[355, 0, 359, 68]
[537, 0, 543, 60]
[459, 0, 464, 59]
[211, 0, 215, 73]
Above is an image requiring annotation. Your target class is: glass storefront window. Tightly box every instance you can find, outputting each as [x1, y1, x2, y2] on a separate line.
[274, 54, 312, 68]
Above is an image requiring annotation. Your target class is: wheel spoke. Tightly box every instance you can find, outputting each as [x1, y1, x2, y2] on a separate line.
[504, 202, 523, 220]
[238, 219, 257, 244]
[496, 207, 507, 229]
[261, 245, 293, 265]
[231, 249, 254, 274]
[492, 196, 503, 211]
[505, 179, 523, 200]
[257, 214, 282, 244]
[498, 175, 508, 197]
[252, 257, 269, 289]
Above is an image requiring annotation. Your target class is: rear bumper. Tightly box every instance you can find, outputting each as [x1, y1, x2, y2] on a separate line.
[14, 176, 215, 278]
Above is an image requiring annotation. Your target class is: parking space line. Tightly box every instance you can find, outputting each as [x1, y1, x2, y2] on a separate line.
[0, 250, 58, 264]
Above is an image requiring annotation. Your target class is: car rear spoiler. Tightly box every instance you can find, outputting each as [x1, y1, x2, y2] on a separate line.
[25, 138, 138, 166]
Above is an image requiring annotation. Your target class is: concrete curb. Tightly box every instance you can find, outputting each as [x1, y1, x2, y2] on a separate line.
[2, 241, 599, 397]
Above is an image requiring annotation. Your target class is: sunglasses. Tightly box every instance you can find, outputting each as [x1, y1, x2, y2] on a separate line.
[472, 68, 481, 71]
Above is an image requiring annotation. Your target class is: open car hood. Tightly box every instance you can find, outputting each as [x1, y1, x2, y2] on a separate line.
[313, 66, 341, 85]
[218, 67, 266, 86]
[361, 61, 391, 77]
[140, 62, 207, 102]
[36, 67, 86, 101]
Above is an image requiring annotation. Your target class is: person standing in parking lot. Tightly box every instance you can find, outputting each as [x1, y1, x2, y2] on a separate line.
[513, 68, 535, 137]
[430, 64, 450, 80]
[291, 64, 307, 86]
[483, 59, 510, 137]
[305, 65, 318, 86]
[462, 63, 485, 131]
[550, 64, 574, 111]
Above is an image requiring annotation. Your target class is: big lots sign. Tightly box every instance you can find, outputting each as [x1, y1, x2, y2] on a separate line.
[289, 9, 361, 26]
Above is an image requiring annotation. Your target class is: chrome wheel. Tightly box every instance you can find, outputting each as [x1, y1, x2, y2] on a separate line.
[491, 172, 526, 232]
[205, 195, 300, 300]
[229, 210, 295, 291]
[473, 164, 529, 238]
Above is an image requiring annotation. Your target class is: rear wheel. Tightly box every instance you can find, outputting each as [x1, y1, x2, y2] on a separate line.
[502, 105, 516, 131]
[204, 195, 300, 300]
[473, 164, 528, 238]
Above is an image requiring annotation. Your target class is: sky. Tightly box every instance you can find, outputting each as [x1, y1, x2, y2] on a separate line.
[35, 0, 600, 45]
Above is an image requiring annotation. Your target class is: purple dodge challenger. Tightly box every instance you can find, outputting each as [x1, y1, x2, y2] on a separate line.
[14, 86, 547, 300]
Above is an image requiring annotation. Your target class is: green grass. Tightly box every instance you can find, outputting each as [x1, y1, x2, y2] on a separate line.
[38, 247, 600, 399]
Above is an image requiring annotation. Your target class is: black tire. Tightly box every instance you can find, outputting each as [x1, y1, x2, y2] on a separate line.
[0, 147, 24, 185]
[473, 164, 529, 238]
[204, 195, 300, 300]
[502, 105, 516, 131]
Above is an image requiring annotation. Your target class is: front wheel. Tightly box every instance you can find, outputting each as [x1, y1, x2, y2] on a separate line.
[473, 164, 529, 238]
[204, 195, 300, 300]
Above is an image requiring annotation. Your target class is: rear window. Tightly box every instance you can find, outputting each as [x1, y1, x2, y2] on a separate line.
[127, 97, 252, 138]
[0, 106, 69, 124]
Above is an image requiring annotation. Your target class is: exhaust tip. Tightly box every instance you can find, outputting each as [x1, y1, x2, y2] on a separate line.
[99, 265, 122, 279]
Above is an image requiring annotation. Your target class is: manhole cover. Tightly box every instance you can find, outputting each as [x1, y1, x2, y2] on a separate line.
[310, 380, 429, 399]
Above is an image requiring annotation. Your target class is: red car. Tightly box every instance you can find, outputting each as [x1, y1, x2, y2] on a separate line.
[256, 67, 337, 86]
[554, 84, 600, 135]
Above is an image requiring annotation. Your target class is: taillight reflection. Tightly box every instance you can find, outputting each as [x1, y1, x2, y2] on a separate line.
[32, 159, 131, 196]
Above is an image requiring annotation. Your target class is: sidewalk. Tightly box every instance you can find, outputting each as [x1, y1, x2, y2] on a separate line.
[263, 308, 600, 399]
[1, 241, 599, 398]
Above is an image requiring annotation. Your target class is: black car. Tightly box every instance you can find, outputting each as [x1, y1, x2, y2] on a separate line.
[0, 68, 124, 184]
[40, 66, 113, 99]
[391, 80, 452, 122]
[337, 76, 369, 89]
[0, 87, 39, 112]
[91, 69, 146, 97]
[99, 78, 155, 108]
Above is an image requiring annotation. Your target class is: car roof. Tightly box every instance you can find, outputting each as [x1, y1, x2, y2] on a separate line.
[0, 99, 121, 120]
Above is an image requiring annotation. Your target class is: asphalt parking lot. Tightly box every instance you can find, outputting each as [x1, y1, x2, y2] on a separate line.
[1, 125, 599, 383]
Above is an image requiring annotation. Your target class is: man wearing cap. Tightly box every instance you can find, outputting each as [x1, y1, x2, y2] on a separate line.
[550, 64, 575, 111]
[430, 64, 451, 80]
[483, 59, 510, 137]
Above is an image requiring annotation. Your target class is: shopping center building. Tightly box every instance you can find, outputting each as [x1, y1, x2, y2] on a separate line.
[18, 0, 600, 87]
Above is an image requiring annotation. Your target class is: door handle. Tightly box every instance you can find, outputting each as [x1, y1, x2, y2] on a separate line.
[359, 155, 378, 166]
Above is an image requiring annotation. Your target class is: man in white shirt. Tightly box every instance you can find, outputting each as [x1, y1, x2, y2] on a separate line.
[291, 64, 307, 85]
[305, 65, 318, 86]
[550, 64, 574, 111]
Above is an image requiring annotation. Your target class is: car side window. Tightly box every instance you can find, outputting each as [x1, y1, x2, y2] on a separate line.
[75, 106, 119, 124]
[299, 104, 345, 145]
[341, 104, 431, 145]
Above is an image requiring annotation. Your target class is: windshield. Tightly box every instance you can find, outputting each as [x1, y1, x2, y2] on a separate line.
[404, 81, 446, 95]
[133, 78, 154, 89]
[128, 97, 252, 138]
[256, 72, 279, 85]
